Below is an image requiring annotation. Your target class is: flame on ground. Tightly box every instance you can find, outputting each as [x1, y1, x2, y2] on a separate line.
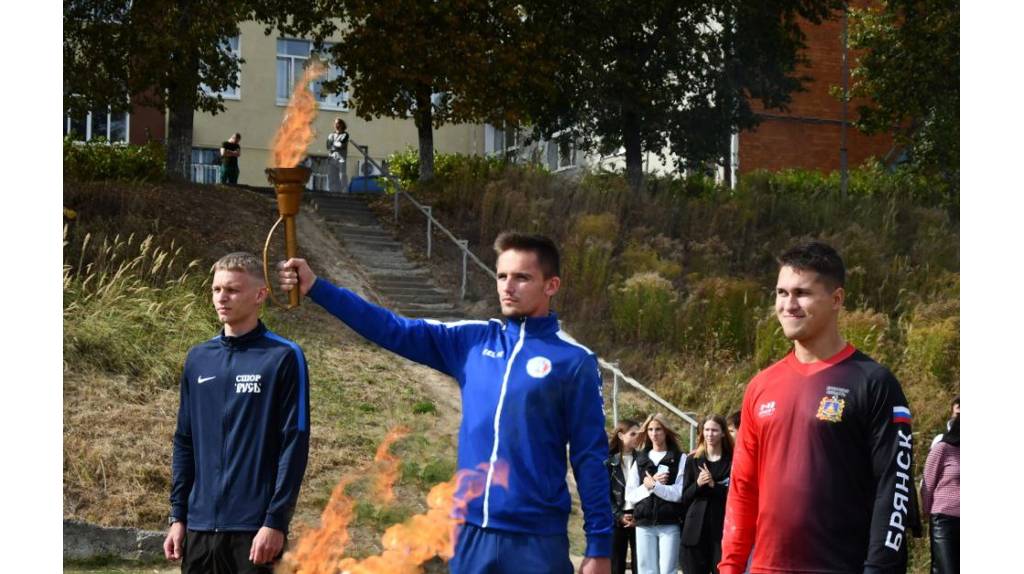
[280, 430, 511, 574]
[373, 426, 410, 504]
[270, 60, 327, 168]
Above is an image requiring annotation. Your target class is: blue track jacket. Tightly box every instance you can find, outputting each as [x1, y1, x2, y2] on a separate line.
[309, 279, 613, 557]
[170, 321, 310, 532]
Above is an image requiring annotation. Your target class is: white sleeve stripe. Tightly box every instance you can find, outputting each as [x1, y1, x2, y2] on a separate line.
[555, 330, 595, 355]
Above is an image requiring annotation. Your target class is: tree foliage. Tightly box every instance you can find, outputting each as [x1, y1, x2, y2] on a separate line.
[327, 0, 544, 181]
[521, 0, 840, 192]
[848, 0, 959, 185]
[63, 0, 337, 179]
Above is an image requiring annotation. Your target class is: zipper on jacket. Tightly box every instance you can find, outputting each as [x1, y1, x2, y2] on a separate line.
[481, 318, 526, 528]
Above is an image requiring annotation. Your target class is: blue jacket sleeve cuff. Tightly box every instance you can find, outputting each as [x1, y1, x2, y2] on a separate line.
[307, 276, 330, 303]
[263, 512, 288, 531]
[585, 533, 612, 557]
[170, 505, 187, 521]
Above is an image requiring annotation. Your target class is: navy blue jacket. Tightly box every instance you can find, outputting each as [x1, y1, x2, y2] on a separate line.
[309, 279, 613, 556]
[170, 321, 310, 532]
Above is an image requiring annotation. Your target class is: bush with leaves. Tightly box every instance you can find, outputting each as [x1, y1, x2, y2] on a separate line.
[64, 136, 166, 182]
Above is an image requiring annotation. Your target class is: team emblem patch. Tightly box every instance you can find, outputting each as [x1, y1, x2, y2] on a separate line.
[816, 395, 845, 423]
[526, 356, 552, 378]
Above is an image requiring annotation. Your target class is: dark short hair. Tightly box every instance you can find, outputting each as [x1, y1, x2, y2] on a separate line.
[493, 232, 561, 278]
[335, 118, 347, 130]
[233, 132, 241, 139]
[726, 410, 741, 430]
[777, 241, 845, 291]
[952, 395, 960, 407]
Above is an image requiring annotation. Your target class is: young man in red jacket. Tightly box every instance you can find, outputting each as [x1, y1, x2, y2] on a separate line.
[719, 241, 912, 574]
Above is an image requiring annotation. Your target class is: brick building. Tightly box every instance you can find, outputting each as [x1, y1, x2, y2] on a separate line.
[737, 4, 894, 175]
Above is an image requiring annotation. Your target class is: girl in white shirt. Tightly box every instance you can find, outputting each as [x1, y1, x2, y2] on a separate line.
[625, 413, 687, 574]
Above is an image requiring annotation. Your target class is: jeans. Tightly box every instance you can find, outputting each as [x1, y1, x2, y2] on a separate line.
[634, 524, 680, 574]
[327, 156, 348, 193]
[930, 513, 959, 574]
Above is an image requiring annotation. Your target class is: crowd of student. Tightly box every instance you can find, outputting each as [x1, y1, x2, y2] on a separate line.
[606, 398, 960, 574]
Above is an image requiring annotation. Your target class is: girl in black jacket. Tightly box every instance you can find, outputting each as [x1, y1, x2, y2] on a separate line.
[607, 419, 642, 574]
[680, 414, 734, 574]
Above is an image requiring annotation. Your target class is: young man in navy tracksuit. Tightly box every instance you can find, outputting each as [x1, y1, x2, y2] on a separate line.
[279, 232, 613, 574]
[164, 252, 310, 573]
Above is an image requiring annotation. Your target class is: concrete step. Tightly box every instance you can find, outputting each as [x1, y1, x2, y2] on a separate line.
[384, 292, 451, 304]
[361, 261, 423, 272]
[371, 278, 435, 290]
[375, 285, 448, 296]
[328, 224, 393, 239]
[397, 308, 467, 320]
[338, 236, 403, 249]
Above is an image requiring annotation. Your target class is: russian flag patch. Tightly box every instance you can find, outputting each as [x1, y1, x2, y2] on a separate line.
[892, 406, 912, 424]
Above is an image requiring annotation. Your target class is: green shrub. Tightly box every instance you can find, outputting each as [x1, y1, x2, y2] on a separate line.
[610, 272, 679, 344]
[678, 277, 761, 356]
[902, 314, 959, 387]
[64, 136, 165, 182]
[63, 231, 212, 389]
[840, 309, 892, 363]
[619, 242, 682, 281]
[754, 309, 791, 368]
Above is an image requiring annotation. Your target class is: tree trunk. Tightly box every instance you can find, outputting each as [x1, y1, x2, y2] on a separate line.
[623, 108, 643, 193]
[166, 99, 194, 181]
[165, 3, 197, 181]
[415, 88, 434, 181]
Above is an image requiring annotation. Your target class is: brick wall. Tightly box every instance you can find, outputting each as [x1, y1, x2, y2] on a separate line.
[738, 2, 893, 174]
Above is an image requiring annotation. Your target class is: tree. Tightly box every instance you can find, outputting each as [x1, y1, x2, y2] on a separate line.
[847, 0, 959, 187]
[522, 0, 840, 192]
[326, 0, 543, 181]
[64, 0, 335, 179]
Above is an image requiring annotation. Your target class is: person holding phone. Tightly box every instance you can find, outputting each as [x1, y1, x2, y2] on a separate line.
[624, 414, 687, 574]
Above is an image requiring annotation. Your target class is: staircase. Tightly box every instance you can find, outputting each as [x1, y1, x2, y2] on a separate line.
[308, 192, 467, 321]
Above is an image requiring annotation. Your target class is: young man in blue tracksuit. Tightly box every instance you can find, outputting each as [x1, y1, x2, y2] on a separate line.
[164, 252, 310, 573]
[279, 232, 613, 574]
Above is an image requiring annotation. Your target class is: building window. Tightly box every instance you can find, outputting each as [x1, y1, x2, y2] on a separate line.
[203, 35, 241, 100]
[191, 147, 221, 184]
[276, 39, 348, 110]
[64, 108, 129, 143]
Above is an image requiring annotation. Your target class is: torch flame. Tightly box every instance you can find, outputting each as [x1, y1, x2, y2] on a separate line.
[270, 60, 327, 168]
[373, 426, 410, 504]
[280, 430, 512, 574]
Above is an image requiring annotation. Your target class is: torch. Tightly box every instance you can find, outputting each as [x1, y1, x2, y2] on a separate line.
[261, 58, 327, 309]
[262, 166, 310, 309]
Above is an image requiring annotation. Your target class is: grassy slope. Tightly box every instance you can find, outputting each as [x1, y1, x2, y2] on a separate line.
[63, 181, 463, 567]
[366, 167, 957, 573]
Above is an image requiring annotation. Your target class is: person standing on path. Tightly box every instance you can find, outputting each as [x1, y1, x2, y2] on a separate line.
[921, 415, 959, 574]
[719, 241, 914, 574]
[680, 414, 733, 574]
[163, 252, 310, 573]
[607, 419, 642, 574]
[277, 232, 613, 574]
[220, 133, 242, 185]
[326, 118, 349, 193]
[625, 414, 686, 574]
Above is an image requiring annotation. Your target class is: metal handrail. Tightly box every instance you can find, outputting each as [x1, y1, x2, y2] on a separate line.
[349, 139, 698, 447]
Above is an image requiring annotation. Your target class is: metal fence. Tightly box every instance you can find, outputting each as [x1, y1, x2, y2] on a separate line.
[349, 139, 700, 447]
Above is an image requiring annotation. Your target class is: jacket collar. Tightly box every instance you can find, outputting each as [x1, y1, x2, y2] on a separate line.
[503, 312, 560, 340]
[219, 320, 267, 348]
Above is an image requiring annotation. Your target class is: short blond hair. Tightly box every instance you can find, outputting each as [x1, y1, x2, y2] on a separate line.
[212, 252, 264, 283]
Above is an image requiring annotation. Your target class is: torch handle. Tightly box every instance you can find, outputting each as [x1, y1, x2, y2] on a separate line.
[284, 215, 300, 308]
[262, 216, 300, 310]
